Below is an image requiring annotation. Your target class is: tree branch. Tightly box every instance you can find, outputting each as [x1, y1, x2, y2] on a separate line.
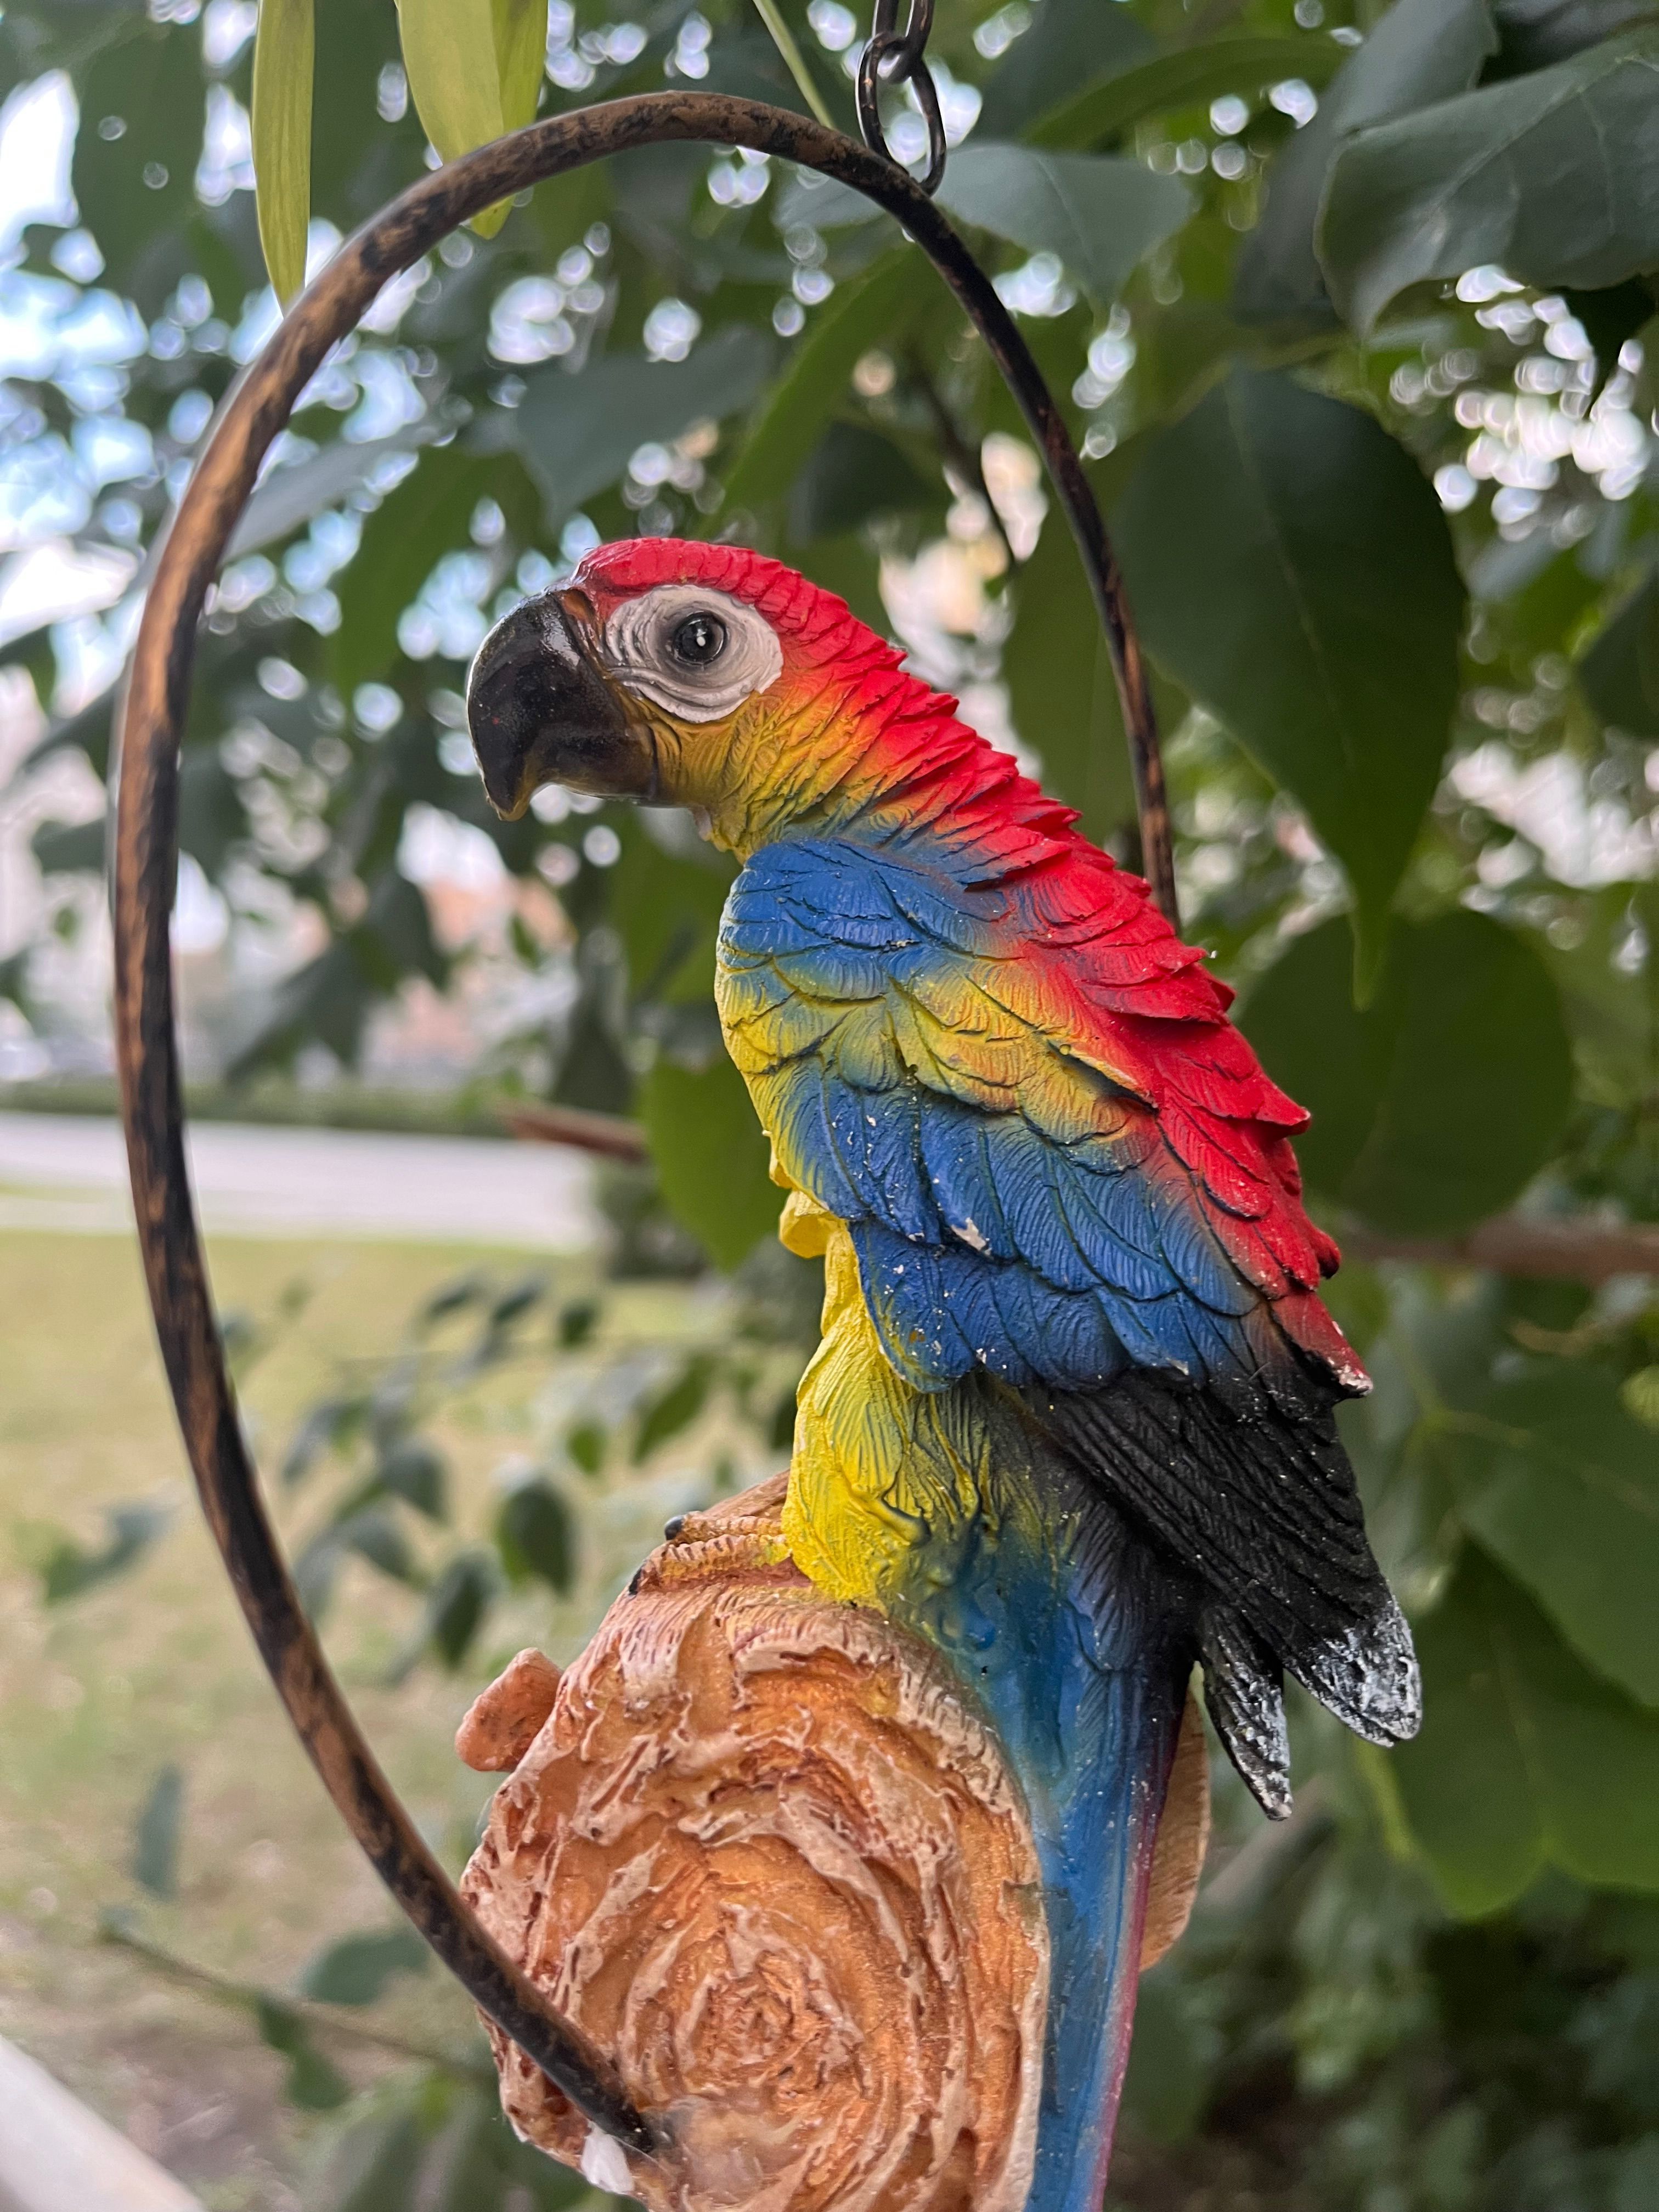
[99, 1916, 494, 2080]
[1345, 1215, 1659, 1284]
[906, 349, 1019, 571]
[498, 1099, 651, 1161]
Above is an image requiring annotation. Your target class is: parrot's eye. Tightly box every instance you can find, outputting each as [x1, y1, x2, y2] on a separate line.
[669, 612, 726, 666]
[602, 583, 782, 724]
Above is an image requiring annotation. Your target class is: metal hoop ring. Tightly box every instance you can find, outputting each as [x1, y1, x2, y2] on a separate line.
[112, 88, 1173, 2166]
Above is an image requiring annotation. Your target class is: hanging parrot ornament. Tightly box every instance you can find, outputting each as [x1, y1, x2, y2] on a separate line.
[465, 539, 1420, 2212]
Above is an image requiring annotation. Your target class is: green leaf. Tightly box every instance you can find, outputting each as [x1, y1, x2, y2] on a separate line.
[511, 326, 774, 532]
[396, 0, 518, 238]
[41, 1498, 174, 1604]
[1395, 1548, 1659, 1915]
[1118, 1964, 1217, 2145]
[1032, 35, 1344, 153]
[1319, 25, 1659, 338]
[1578, 567, 1659, 736]
[255, 1996, 352, 2109]
[791, 532, 887, 634]
[0, 947, 32, 1023]
[298, 1924, 431, 2006]
[333, 444, 485, 693]
[787, 422, 939, 541]
[1490, 0, 1658, 77]
[419, 1272, 489, 1326]
[417, 1549, 496, 1670]
[228, 939, 370, 1076]
[1242, 912, 1573, 1234]
[496, 1476, 575, 1592]
[489, 1273, 548, 1328]
[771, 170, 884, 231]
[423, 2089, 598, 2210]
[179, 748, 252, 876]
[1128, 298, 1261, 427]
[1002, 509, 1138, 846]
[228, 429, 438, 560]
[633, 1355, 715, 1463]
[1111, 370, 1464, 989]
[132, 1764, 185, 1899]
[337, 1503, 422, 1584]
[611, 811, 733, 1011]
[282, 1395, 363, 1485]
[395, 0, 501, 163]
[1541, 880, 1659, 1109]
[712, 249, 913, 521]
[1561, 276, 1658, 397]
[359, 872, 448, 993]
[566, 1421, 607, 1477]
[309, 2110, 424, 2211]
[31, 817, 105, 876]
[749, 0, 834, 126]
[308, 0, 428, 230]
[493, 0, 548, 132]
[251, 0, 315, 304]
[977, 0, 1153, 140]
[935, 145, 1191, 309]
[420, 2094, 509, 2212]
[376, 1436, 449, 1520]
[1234, 0, 1496, 332]
[69, 20, 204, 317]
[1439, 1368, 1659, 1707]
[639, 1053, 782, 1272]
[558, 1298, 600, 1348]
[294, 1530, 343, 1621]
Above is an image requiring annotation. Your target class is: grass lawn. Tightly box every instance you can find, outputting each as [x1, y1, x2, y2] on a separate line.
[0, 1226, 729, 2210]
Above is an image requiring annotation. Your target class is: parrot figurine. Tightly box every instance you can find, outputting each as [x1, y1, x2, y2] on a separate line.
[466, 538, 1420, 2211]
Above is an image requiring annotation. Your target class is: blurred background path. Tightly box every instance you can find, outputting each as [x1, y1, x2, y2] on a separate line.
[0, 1113, 603, 1247]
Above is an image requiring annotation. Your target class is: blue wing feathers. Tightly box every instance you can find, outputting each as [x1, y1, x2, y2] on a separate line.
[725, 837, 1282, 1401]
[921, 1106, 1017, 1260]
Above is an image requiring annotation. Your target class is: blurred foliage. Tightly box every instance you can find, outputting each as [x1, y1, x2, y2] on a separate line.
[9, 0, 1659, 2201]
[272, 1241, 816, 1674]
[93, 1237, 819, 2211]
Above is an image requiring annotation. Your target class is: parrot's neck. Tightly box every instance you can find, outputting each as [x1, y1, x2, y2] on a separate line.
[702, 658, 1081, 871]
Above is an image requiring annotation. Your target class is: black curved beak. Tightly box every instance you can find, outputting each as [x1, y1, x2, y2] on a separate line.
[466, 591, 652, 820]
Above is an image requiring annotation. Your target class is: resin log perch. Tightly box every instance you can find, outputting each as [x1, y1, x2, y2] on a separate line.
[459, 1480, 1209, 2212]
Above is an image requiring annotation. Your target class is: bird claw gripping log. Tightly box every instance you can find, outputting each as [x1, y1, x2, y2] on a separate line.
[112, 86, 1418, 2212]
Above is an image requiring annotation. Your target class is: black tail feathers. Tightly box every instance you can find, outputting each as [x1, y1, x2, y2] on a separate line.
[1028, 1369, 1421, 1818]
[1198, 1607, 1292, 1820]
[1198, 1595, 1420, 1820]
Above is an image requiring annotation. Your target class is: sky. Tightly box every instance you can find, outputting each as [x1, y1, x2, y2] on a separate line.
[0, 70, 74, 253]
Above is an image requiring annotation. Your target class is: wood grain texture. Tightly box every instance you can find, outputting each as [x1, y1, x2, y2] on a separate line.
[460, 1480, 1051, 2212]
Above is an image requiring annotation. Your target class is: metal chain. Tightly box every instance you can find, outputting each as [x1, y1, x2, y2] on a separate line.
[856, 0, 947, 195]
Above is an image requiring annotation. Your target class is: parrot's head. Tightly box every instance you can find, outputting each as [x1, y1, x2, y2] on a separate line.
[465, 537, 905, 851]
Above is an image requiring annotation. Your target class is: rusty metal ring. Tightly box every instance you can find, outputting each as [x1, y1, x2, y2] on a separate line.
[855, 32, 948, 195]
[111, 88, 1175, 2166]
[869, 0, 934, 55]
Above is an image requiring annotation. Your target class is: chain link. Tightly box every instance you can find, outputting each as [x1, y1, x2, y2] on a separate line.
[856, 0, 947, 196]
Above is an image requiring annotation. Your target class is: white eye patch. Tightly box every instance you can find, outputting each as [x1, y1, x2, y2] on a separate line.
[601, 584, 783, 723]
